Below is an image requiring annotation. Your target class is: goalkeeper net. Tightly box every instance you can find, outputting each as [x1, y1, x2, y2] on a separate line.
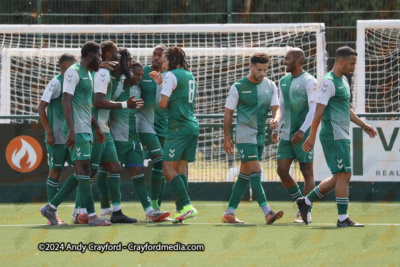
[0, 24, 327, 182]
[355, 20, 400, 114]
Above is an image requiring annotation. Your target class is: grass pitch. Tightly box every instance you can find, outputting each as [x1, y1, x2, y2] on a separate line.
[0, 201, 399, 266]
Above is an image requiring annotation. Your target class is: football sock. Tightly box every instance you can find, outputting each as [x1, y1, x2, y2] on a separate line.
[261, 204, 272, 217]
[249, 173, 267, 207]
[107, 173, 121, 207]
[181, 173, 188, 192]
[150, 157, 163, 203]
[96, 170, 110, 210]
[337, 198, 349, 221]
[132, 174, 151, 211]
[170, 174, 191, 211]
[76, 175, 95, 214]
[306, 186, 324, 203]
[101, 208, 111, 216]
[150, 199, 159, 210]
[46, 177, 59, 202]
[287, 184, 303, 200]
[112, 204, 121, 212]
[227, 173, 249, 210]
[74, 188, 81, 209]
[158, 176, 166, 208]
[50, 173, 78, 207]
[225, 208, 236, 215]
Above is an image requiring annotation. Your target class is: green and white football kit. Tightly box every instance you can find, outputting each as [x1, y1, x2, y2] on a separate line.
[225, 77, 279, 163]
[277, 71, 317, 163]
[41, 74, 72, 169]
[161, 69, 199, 163]
[317, 71, 352, 174]
[91, 68, 120, 169]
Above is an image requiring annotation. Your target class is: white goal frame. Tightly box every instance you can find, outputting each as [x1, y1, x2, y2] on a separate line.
[0, 23, 326, 119]
[355, 20, 400, 113]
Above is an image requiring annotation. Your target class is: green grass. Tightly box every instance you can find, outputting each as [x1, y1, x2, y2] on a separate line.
[0, 201, 399, 266]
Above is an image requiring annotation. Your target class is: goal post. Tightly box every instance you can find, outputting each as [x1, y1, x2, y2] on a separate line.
[0, 23, 327, 182]
[355, 20, 400, 114]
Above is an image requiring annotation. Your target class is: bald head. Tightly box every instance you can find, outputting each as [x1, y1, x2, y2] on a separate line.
[287, 48, 305, 65]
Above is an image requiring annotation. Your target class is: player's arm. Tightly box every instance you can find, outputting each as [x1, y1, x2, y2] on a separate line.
[99, 61, 119, 71]
[350, 109, 377, 138]
[269, 83, 281, 130]
[272, 82, 284, 143]
[303, 79, 334, 152]
[38, 79, 61, 147]
[224, 85, 239, 155]
[291, 79, 317, 143]
[62, 69, 80, 149]
[94, 69, 143, 109]
[159, 72, 177, 108]
[91, 114, 106, 144]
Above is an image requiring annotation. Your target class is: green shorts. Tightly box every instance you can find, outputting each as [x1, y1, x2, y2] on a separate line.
[277, 139, 314, 163]
[69, 133, 92, 162]
[163, 135, 198, 162]
[90, 133, 119, 169]
[321, 139, 351, 174]
[138, 133, 163, 158]
[46, 144, 73, 169]
[236, 143, 264, 163]
[114, 139, 144, 168]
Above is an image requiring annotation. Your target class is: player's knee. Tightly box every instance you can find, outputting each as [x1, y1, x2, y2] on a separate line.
[299, 164, 314, 179]
[276, 165, 289, 178]
[49, 169, 61, 179]
[109, 162, 121, 173]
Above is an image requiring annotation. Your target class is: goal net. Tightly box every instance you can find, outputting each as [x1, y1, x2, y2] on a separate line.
[354, 20, 400, 114]
[0, 24, 327, 182]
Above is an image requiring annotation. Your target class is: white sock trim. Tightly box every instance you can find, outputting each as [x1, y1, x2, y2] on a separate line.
[305, 197, 312, 206]
[112, 205, 121, 212]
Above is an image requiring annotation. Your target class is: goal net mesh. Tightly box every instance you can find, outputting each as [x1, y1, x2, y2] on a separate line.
[0, 24, 326, 182]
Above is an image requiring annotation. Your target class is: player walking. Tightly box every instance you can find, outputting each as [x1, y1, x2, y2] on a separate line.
[38, 53, 77, 225]
[222, 52, 284, 224]
[298, 46, 378, 227]
[159, 47, 198, 223]
[271, 48, 317, 223]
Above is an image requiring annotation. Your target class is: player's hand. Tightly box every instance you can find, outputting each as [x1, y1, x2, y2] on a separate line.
[149, 71, 163, 85]
[99, 61, 119, 71]
[65, 130, 75, 149]
[224, 138, 234, 155]
[126, 95, 144, 109]
[269, 118, 279, 130]
[95, 129, 106, 144]
[271, 131, 279, 143]
[46, 131, 55, 147]
[291, 130, 304, 143]
[302, 135, 315, 153]
[362, 124, 378, 138]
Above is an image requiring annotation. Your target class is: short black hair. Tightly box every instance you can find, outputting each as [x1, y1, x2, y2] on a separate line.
[58, 53, 76, 65]
[100, 40, 117, 60]
[250, 52, 270, 65]
[81, 41, 100, 59]
[131, 61, 143, 69]
[335, 46, 358, 61]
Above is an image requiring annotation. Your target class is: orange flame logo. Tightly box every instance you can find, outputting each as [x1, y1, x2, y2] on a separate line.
[6, 136, 43, 173]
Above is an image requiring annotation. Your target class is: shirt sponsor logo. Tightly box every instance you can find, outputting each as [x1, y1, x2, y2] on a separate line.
[82, 77, 89, 80]
[151, 149, 161, 153]
[242, 91, 251, 94]
[248, 155, 257, 158]
[338, 87, 343, 89]
[143, 80, 153, 82]
[281, 84, 286, 86]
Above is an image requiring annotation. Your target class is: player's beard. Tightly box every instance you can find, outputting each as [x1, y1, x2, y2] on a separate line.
[89, 57, 100, 72]
[152, 60, 162, 70]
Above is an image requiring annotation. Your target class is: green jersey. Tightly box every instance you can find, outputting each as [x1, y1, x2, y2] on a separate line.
[317, 71, 351, 141]
[62, 62, 93, 134]
[137, 65, 168, 136]
[92, 68, 120, 133]
[279, 71, 317, 140]
[109, 75, 140, 142]
[41, 74, 66, 144]
[160, 68, 199, 136]
[225, 77, 279, 145]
